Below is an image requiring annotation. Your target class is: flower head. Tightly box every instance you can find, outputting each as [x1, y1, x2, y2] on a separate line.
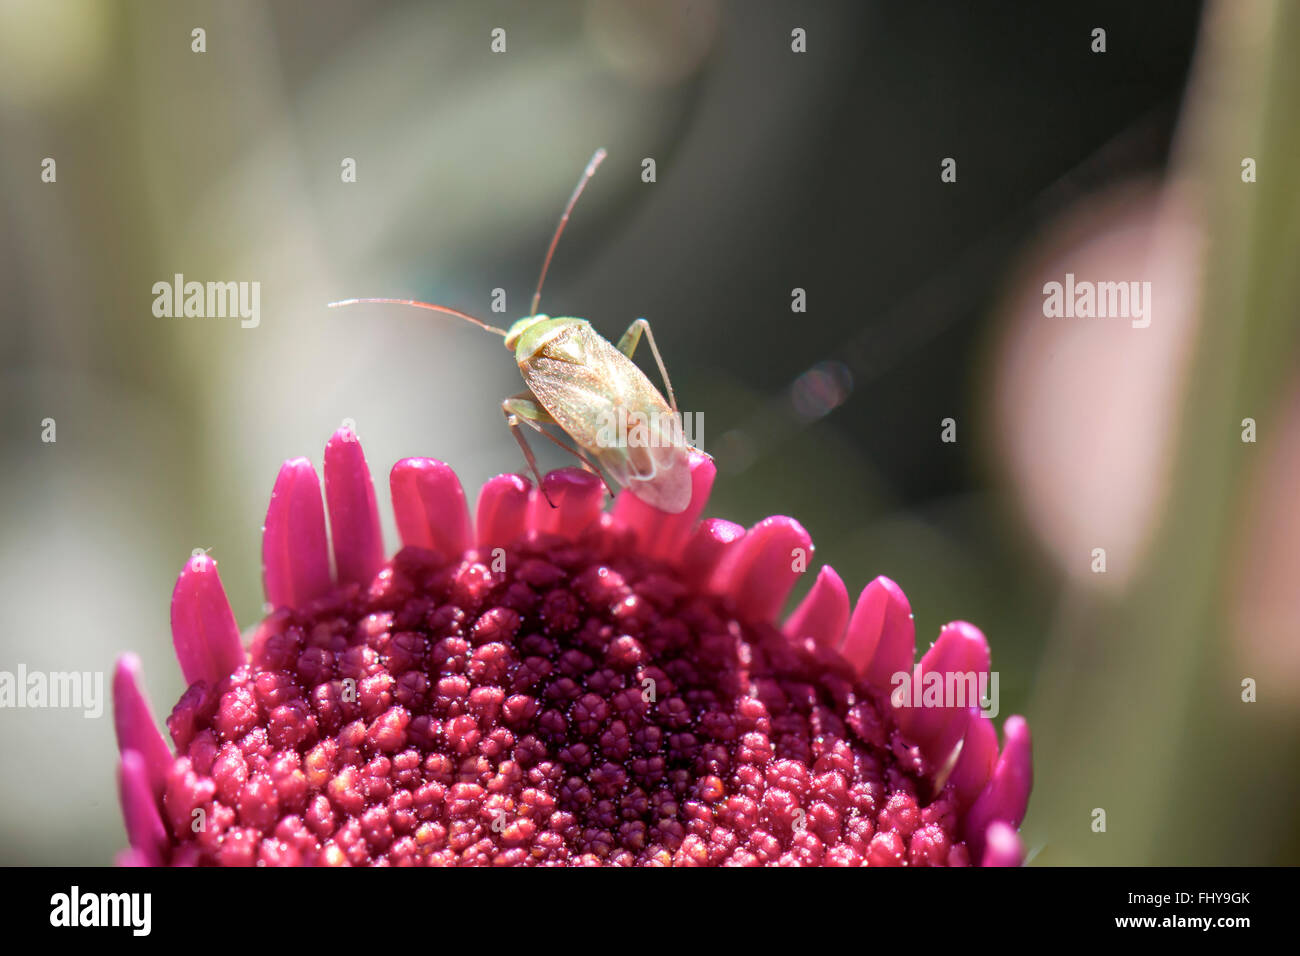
[114, 427, 1031, 866]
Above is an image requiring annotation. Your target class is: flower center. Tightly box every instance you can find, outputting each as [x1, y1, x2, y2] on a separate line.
[160, 537, 968, 866]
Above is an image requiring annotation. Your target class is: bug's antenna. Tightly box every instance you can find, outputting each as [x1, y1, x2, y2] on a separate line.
[530, 148, 607, 316]
[327, 298, 508, 336]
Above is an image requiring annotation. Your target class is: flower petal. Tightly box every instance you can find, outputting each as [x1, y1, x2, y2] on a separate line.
[679, 518, 746, 585]
[533, 468, 604, 539]
[324, 427, 384, 588]
[170, 554, 245, 687]
[476, 473, 533, 549]
[966, 715, 1033, 855]
[715, 516, 812, 623]
[262, 457, 331, 609]
[783, 565, 850, 647]
[950, 709, 999, 810]
[895, 621, 991, 767]
[612, 450, 716, 560]
[839, 576, 915, 694]
[979, 821, 1024, 867]
[117, 750, 167, 866]
[390, 458, 472, 559]
[112, 654, 172, 799]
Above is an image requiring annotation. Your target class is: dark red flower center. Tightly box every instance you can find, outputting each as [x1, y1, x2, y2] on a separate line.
[161, 531, 969, 866]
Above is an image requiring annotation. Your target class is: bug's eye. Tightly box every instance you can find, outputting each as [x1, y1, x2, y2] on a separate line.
[504, 315, 547, 350]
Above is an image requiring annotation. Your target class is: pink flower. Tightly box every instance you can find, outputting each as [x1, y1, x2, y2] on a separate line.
[113, 427, 1031, 866]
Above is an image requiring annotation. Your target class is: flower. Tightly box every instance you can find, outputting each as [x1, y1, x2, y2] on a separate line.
[113, 426, 1031, 866]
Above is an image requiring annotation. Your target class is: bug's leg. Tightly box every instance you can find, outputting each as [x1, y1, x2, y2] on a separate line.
[502, 395, 554, 502]
[502, 394, 618, 504]
[616, 317, 677, 413]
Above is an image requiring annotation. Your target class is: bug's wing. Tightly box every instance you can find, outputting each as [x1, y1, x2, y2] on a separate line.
[614, 452, 694, 513]
[526, 326, 694, 514]
[601, 402, 693, 514]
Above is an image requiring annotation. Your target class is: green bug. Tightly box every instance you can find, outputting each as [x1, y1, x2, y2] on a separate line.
[330, 149, 694, 513]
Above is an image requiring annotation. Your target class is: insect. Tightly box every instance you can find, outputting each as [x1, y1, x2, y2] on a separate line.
[329, 149, 695, 513]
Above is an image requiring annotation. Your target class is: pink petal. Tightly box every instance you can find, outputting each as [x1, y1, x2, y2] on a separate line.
[839, 576, 915, 695]
[169, 554, 244, 687]
[476, 473, 533, 549]
[783, 565, 850, 647]
[679, 518, 746, 585]
[611, 451, 716, 560]
[262, 457, 331, 609]
[111, 654, 171, 799]
[950, 709, 999, 810]
[980, 821, 1024, 867]
[115, 848, 152, 867]
[895, 621, 991, 766]
[390, 458, 472, 559]
[117, 750, 167, 866]
[715, 516, 812, 622]
[532, 468, 604, 538]
[966, 715, 1033, 853]
[324, 426, 384, 588]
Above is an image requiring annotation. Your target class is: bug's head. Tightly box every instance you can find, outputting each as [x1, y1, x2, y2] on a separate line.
[504, 315, 550, 351]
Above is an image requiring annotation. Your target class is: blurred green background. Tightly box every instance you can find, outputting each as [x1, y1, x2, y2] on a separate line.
[2, 0, 1297, 865]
